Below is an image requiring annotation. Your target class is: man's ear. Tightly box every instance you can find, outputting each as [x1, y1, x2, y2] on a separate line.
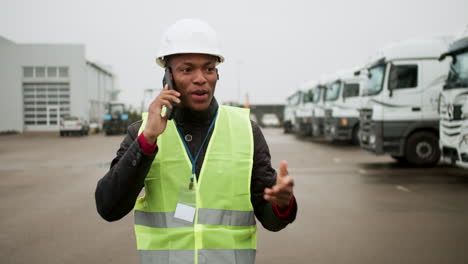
[216, 68, 219, 80]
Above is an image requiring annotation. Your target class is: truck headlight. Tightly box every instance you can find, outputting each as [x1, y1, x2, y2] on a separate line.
[341, 118, 348, 126]
[331, 126, 336, 134]
[460, 135, 468, 150]
[369, 134, 376, 144]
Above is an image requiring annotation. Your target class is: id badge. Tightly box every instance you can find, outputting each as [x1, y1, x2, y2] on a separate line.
[174, 186, 196, 223]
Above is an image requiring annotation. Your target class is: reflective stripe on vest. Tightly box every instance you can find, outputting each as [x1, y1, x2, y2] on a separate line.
[134, 105, 256, 264]
[135, 209, 255, 228]
[139, 249, 256, 264]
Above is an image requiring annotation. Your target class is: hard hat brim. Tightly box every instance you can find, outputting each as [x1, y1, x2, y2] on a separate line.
[156, 53, 225, 68]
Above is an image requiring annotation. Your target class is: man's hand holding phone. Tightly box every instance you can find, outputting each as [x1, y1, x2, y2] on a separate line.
[143, 84, 180, 144]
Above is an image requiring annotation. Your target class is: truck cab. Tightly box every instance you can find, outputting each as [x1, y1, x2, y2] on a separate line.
[439, 26, 468, 168]
[324, 69, 364, 144]
[294, 81, 316, 136]
[311, 83, 327, 137]
[283, 90, 303, 133]
[358, 37, 452, 166]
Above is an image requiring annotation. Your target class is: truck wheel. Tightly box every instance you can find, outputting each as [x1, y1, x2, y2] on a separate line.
[351, 125, 359, 145]
[283, 122, 291, 134]
[405, 132, 440, 167]
[391, 155, 407, 164]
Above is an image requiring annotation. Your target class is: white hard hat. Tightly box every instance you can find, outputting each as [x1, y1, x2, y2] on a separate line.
[156, 18, 224, 68]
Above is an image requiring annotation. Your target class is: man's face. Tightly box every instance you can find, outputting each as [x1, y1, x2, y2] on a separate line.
[168, 53, 218, 111]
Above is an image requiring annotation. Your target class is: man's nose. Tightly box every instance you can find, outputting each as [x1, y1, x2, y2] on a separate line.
[192, 69, 207, 85]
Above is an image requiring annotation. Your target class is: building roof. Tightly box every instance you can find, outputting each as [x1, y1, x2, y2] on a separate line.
[86, 61, 114, 77]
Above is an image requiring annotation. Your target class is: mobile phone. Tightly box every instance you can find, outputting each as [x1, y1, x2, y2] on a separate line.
[162, 68, 178, 120]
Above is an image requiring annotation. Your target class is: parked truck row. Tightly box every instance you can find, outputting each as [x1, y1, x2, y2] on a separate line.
[284, 26, 468, 169]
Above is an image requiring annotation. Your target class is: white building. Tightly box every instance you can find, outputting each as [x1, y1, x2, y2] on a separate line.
[0, 36, 117, 132]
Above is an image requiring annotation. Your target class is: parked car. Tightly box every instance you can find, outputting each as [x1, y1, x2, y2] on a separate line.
[261, 113, 280, 127]
[89, 122, 101, 134]
[60, 116, 89, 136]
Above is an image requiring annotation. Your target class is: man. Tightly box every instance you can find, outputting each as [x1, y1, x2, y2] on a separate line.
[95, 18, 297, 264]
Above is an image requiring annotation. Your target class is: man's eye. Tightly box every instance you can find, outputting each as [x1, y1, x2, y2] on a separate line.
[207, 67, 216, 72]
[181, 68, 192, 73]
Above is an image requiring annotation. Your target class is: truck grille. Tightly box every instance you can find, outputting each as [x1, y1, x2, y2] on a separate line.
[441, 119, 462, 137]
[440, 104, 463, 121]
[359, 108, 373, 133]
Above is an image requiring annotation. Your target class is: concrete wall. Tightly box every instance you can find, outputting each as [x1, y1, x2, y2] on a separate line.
[0, 37, 23, 132]
[86, 63, 114, 123]
[0, 35, 115, 132]
[17, 43, 87, 123]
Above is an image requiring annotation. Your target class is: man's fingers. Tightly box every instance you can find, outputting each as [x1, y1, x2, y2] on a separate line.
[159, 99, 174, 109]
[264, 185, 293, 196]
[158, 94, 181, 104]
[278, 160, 288, 178]
[264, 193, 292, 205]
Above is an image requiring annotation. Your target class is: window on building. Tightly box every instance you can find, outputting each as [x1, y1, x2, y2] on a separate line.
[389, 65, 418, 90]
[35, 67, 46, 78]
[47, 67, 58, 78]
[59, 67, 69, 78]
[23, 67, 34, 78]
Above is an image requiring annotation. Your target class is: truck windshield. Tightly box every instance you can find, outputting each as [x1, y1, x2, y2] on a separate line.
[312, 87, 322, 103]
[363, 64, 386, 96]
[445, 51, 468, 90]
[287, 92, 302, 105]
[303, 89, 313, 103]
[110, 104, 125, 115]
[326, 81, 341, 101]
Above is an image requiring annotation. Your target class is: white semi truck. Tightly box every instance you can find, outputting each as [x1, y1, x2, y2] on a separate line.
[283, 90, 303, 133]
[311, 79, 328, 137]
[358, 37, 452, 166]
[323, 69, 364, 144]
[294, 81, 316, 136]
[439, 27, 468, 168]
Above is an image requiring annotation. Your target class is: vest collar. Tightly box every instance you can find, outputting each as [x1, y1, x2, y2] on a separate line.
[174, 98, 219, 126]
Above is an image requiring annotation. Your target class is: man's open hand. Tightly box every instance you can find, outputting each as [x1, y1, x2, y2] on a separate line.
[264, 160, 295, 208]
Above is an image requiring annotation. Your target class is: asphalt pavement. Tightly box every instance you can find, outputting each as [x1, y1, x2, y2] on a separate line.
[1, 129, 467, 264]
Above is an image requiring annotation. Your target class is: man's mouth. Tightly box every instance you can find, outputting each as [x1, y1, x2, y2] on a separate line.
[191, 90, 209, 101]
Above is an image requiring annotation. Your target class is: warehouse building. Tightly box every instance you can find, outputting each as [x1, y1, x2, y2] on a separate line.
[0, 36, 117, 133]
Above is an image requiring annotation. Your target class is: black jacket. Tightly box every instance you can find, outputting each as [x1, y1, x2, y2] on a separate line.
[95, 99, 296, 231]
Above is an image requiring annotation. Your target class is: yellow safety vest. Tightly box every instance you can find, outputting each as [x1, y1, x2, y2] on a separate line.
[134, 105, 257, 264]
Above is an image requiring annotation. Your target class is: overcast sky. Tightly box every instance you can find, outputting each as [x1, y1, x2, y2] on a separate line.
[1, 0, 467, 108]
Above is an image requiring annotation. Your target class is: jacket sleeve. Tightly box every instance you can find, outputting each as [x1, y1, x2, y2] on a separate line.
[250, 121, 297, 231]
[95, 121, 156, 221]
